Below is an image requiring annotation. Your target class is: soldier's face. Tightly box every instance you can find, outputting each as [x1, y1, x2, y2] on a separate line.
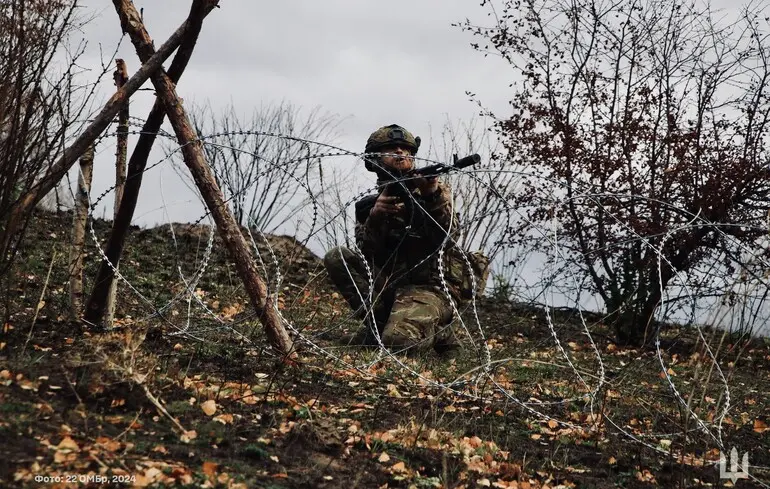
[379, 144, 414, 172]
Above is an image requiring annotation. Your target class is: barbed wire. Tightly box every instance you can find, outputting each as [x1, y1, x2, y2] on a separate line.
[76, 126, 770, 485]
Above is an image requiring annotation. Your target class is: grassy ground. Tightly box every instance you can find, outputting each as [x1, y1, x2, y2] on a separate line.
[1, 210, 768, 488]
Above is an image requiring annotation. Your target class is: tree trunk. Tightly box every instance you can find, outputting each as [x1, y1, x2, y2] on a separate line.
[109, 0, 294, 357]
[84, 0, 217, 326]
[610, 230, 709, 346]
[69, 145, 94, 321]
[104, 59, 130, 329]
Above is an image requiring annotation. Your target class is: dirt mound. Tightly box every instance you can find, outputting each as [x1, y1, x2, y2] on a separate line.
[251, 233, 321, 270]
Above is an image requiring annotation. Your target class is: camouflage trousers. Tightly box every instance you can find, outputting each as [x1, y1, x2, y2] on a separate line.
[323, 246, 458, 354]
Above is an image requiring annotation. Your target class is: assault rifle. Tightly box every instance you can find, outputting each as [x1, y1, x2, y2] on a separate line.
[355, 153, 481, 225]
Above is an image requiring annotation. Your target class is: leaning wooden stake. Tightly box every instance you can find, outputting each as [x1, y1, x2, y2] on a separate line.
[84, 0, 217, 326]
[111, 0, 294, 356]
[104, 59, 130, 329]
[68, 146, 94, 321]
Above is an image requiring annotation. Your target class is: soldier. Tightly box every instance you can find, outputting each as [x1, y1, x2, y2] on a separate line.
[324, 124, 487, 356]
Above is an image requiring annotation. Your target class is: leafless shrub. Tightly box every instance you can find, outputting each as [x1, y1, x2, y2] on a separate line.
[422, 117, 535, 297]
[0, 0, 111, 276]
[176, 101, 343, 233]
[460, 0, 770, 344]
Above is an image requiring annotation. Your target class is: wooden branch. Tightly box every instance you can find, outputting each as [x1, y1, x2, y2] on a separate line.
[84, 0, 217, 326]
[110, 0, 295, 357]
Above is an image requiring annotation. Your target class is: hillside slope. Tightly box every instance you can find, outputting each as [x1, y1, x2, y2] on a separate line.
[1, 211, 768, 488]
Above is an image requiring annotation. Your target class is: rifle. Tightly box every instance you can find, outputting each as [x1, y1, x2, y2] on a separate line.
[355, 153, 481, 224]
[406, 153, 481, 181]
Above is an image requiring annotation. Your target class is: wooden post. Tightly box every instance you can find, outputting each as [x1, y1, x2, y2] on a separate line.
[104, 59, 130, 329]
[69, 145, 94, 321]
[111, 0, 294, 357]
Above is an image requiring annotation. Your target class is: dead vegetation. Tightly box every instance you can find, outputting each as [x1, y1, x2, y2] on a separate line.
[1, 211, 768, 488]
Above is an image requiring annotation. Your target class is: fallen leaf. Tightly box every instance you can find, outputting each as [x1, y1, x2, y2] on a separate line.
[202, 461, 218, 476]
[214, 414, 234, 425]
[391, 461, 407, 473]
[754, 419, 768, 433]
[181, 430, 197, 443]
[57, 436, 79, 452]
[499, 462, 521, 479]
[201, 400, 217, 416]
[492, 480, 518, 488]
[636, 469, 656, 482]
[547, 419, 558, 429]
[378, 452, 390, 463]
[136, 467, 162, 486]
[95, 436, 121, 452]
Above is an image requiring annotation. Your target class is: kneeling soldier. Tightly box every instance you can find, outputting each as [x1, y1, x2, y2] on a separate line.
[324, 124, 488, 356]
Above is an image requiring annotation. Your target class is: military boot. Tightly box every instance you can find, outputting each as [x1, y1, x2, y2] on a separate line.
[433, 323, 462, 359]
[339, 315, 382, 347]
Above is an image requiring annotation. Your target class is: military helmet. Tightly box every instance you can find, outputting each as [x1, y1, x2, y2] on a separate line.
[364, 124, 421, 171]
[365, 124, 421, 154]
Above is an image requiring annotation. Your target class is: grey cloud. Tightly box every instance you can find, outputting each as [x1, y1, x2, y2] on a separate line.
[73, 0, 512, 225]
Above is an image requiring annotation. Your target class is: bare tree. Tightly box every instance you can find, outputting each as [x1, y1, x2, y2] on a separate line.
[2, 0, 212, 291]
[461, 0, 770, 344]
[180, 101, 342, 232]
[423, 117, 525, 261]
[0, 0, 103, 276]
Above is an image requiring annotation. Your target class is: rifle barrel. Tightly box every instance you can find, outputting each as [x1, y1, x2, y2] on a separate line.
[413, 153, 481, 177]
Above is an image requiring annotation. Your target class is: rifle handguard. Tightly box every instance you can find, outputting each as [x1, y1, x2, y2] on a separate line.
[453, 153, 481, 168]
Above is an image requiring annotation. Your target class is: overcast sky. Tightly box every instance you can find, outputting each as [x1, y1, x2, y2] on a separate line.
[74, 0, 514, 226]
[74, 0, 744, 226]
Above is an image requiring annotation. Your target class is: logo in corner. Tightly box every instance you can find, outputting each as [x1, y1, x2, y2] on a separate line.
[719, 447, 749, 483]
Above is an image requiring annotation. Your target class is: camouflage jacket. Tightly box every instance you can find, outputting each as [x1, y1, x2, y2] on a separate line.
[355, 180, 472, 300]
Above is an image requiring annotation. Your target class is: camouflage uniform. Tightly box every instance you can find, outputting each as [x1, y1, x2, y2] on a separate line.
[324, 179, 463, 354]
[325, 124, 488, 354]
